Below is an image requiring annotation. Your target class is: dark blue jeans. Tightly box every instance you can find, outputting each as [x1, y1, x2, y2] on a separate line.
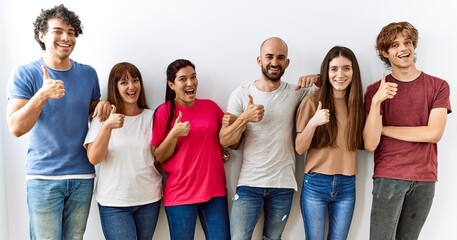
[165, 196, 230, 240]
[301, 172, 356, 240]
[370, 178, 435, 240]
[98, 201, 161, 240]
[230, 186, 294, 240]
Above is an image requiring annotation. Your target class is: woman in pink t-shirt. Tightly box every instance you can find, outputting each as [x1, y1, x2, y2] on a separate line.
[151, 59, 230, 240]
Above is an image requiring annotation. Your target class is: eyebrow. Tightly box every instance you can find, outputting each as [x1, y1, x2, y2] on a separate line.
[51, 27, 75, 32]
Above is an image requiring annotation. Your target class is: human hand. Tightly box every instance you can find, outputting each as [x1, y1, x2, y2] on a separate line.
[92, 100, 112, 122]
[40, 65, 65, 99]
[373, 73, 398, 104]
[295, 74, 320, 90]
[222, 112, 237, 127]
[103, 105, 125, 129]
[309, 101, 330, 127]
[239, 95, 264, 123]
[171, 111, 190, 137]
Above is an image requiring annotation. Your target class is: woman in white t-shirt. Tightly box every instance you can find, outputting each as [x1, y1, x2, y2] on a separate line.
[84, 62, 162, 240]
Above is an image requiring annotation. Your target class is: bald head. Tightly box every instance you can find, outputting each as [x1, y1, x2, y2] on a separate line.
[260, 37, 288, 56]
[257, 37, 290, 82]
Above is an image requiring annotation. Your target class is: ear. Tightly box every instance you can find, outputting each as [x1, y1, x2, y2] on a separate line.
[381, 50, 389, 58]
[256, 56, 262, 67]
[168, 81, 175, 91]
[39, 32, 46, 43]
[285, 58, 290, 68]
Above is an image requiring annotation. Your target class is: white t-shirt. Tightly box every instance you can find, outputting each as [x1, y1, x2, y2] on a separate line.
[227, 81, 314, 190]
[84, 109, 162, 206]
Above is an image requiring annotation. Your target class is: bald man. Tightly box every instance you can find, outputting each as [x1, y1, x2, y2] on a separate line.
[220, 37, 318, 240]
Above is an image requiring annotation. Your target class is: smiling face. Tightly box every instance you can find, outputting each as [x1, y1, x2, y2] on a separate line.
[39, 18, 76, 61]
[328, 55, 353, 97]
[258, 38, 290, 82]
[383, 33, 416, 70]
[117, 71, 141, 106]
[168, 66, 198, 107]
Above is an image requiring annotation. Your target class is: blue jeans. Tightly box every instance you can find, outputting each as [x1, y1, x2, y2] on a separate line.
[27, 178, 94, 240]
[98, 201, 161, 240]
[230, 186, 294, 240]
[165, 196, 230, 240]
[301, 172, 356, 240]
[370, 178, 435, 240]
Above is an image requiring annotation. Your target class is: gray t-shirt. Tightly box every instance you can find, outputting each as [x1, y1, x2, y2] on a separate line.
[227, 81, 314, 190]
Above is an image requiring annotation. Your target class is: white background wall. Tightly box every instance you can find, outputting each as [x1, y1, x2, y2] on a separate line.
[1, 0, 455, 239]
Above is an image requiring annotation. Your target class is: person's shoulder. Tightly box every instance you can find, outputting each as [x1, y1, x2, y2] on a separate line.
[143, 108, 154, 116]
[366, 78, 382, 91]
[420, 72, 447, 83]
[234, 82, 255, 91]
[14, 59, 42, 72]
[154, 101, 170, 113]
[72, 60, 97, 73]
[197, 98, 220, 108]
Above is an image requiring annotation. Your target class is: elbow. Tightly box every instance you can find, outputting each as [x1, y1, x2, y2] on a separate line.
[295, 146, 305, 155]
[8, 127, 25, 138]
[364, 142, 378, 152]
[219, 137, 235, 149]
[429, 134, 442, 144]
[152, 149, 168, 164]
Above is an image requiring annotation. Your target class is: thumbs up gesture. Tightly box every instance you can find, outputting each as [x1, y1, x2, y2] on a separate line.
[373, 73, 398, 104]
[40, 65, 65, 99]
[309, 101, 330, 127]
[104, 105, 125, 129]
[171, 111, 190, 137]
[240, 95, 264, 123]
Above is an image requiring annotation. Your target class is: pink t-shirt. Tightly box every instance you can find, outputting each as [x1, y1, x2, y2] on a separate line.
[365, 72, 452, 181]
[152, 99, 227, 206]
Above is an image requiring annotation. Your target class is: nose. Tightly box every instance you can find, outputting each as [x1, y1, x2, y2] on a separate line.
[336, 68, 344, 77]
[271, 57, 279, 66]
[61, 32, 70, 41]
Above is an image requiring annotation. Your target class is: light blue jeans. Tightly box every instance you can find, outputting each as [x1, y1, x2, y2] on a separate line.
[370, 178, 435, 240]
[27, 178, 94, 240]
[230, 186, 294, 240]
[301, 172, 356, 240]
[165, 196, 230, 240]
[98, 201, 161, 240]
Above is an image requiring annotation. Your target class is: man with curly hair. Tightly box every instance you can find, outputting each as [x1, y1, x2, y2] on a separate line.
[364, 21, 452, 240]
[6, 4, 110, 239]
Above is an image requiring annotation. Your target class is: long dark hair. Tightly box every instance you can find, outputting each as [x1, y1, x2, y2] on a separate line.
[160, 59, 195, 132]
[107, 62, 149, 114]
[311, 46, 365, 151]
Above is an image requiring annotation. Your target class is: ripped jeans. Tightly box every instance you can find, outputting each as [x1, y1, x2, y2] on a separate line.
[230, 186, 294, 240]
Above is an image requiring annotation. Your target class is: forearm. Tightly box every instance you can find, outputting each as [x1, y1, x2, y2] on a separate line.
[383, 108, 448, 143]
[382, 126, 443, 143]
[153, 134, 178, 163]
[363, 103, 383, 151]
[6, 92, 47, 137]
[219, 117, 249, 148]
[86, 126, 112, 165]
[295, 126, 317, 155]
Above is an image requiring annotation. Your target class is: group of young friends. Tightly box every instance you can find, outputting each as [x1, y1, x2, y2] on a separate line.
[5, 4, 452, 240]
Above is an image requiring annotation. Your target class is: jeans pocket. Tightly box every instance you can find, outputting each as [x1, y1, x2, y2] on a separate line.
[306, 171, 318, 177]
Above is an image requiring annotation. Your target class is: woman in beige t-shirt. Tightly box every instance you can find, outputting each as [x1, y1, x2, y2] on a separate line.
[295, 46, 365, 240]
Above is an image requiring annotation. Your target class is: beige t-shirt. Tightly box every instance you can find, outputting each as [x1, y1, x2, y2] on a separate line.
[296, 95, 357, 176]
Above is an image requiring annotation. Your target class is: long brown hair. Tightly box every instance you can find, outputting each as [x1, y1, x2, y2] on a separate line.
[311, 46, 365, 151]
[107, 62, 149, 114]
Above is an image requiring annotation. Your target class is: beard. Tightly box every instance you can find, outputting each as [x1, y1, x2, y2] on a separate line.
[261, 66, 284, 82]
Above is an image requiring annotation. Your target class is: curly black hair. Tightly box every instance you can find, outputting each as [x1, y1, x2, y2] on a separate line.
[33, 4, 83, 50]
